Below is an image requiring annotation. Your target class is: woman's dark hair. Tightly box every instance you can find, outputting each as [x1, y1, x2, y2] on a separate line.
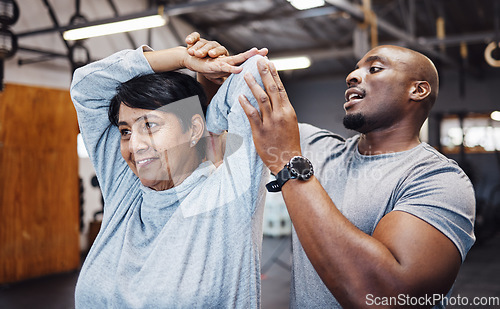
[108, 71, 208, 130]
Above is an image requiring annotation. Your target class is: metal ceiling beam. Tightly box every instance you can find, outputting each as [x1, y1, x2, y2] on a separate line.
[417, 31, 497, 47]
[205, 6, 339, 30]
[203, 1, 486, 62]
[107, 0, 137, 48]
[324, 0, 457, 66]
[163, 0, 235, 16]
[41, 0, 70, 51]
[18, 46, 67, 58]
[268, 30, 497, 62]
[17, 0, 235, 38]
[17, 46, 98, 66]
[325, 0, 412, 41]
[270, 46, 354, 61]
[17, 46, 68, 66]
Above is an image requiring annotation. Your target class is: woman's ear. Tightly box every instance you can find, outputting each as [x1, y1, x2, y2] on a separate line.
[189, 114, 206, 147]
[409, 81, 431, 102]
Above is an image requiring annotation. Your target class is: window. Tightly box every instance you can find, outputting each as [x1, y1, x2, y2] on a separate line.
[440, 112, 500, 154]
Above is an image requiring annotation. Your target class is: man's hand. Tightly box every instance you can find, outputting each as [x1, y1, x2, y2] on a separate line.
[183, 32, 268, 84]
[238, 58, 301, 174]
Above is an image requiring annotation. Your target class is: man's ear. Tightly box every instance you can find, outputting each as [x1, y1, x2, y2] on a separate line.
[189, 114, 206, 146]
[409, 81, 431, 102]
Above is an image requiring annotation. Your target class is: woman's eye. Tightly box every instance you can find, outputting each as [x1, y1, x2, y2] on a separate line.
[369, 66, 382, 73]
[144, 122, 158, 131]
[120, 129, 131, 138]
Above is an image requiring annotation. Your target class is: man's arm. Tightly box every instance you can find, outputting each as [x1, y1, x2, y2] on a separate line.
[238, 57, 463, 308]
[280, 177, 461, 308]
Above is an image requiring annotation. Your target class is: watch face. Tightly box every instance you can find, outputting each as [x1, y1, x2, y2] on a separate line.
[289, 156, 313, 180]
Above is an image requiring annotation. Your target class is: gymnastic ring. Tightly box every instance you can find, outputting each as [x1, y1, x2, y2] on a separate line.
[484, 41, 500, 67]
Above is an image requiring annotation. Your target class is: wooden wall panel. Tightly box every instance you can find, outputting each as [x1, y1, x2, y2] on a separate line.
[0, 84, 80, 284]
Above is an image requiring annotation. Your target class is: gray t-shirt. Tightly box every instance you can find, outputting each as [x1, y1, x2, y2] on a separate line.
[290, 123, 476, 308]
[71, 48, 268, 308]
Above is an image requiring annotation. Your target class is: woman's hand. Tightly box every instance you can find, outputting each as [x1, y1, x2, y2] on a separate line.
[183, 48, 268, 84]
[185, 32, 229, 59]
[183, 32, 268, 84]
[143, 32, 268, 84]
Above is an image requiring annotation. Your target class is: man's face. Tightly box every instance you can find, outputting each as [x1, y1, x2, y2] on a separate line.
[117, 103, 195, 191]
[343, 46, 413, 133]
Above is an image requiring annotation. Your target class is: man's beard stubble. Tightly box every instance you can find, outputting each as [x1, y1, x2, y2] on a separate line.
[343, 113, 366, 131]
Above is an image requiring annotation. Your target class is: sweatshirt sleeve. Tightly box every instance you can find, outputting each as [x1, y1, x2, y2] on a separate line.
[204, 55, 268, 215]
[70, 46, 154, 204]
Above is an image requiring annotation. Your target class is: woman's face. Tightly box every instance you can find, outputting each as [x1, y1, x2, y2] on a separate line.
[117, 103, 203, 191]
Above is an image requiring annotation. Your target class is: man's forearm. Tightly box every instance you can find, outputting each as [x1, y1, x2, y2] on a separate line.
[282, 177, 415, 308]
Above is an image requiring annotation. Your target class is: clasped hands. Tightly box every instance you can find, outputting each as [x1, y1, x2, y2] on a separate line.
[184, 32, 267, 84]
[185, 32, 303, 175]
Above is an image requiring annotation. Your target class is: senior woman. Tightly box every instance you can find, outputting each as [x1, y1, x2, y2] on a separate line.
[70, 33, 268, 308]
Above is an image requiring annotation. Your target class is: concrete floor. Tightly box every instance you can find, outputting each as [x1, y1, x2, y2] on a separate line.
[1, 234, 499, 309]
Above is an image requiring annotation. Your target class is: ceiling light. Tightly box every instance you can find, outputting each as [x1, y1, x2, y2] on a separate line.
[491, 111, 500, 122]
[63, 13, 166, 41]
[287, 0, 325, 10]
[269, 56, 311, 71]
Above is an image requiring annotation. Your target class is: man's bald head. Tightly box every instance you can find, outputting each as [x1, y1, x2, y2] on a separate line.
[371, 45, 439, 107]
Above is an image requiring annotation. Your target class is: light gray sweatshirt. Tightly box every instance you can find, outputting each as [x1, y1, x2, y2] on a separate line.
[70, 48, 268, 308]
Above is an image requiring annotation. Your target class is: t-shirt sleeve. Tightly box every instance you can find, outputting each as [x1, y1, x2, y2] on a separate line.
[299, 123, 345, 150]
[70, 46, 154, 207]
[393, 160, 476, 262]
[298, 123, 347, 174]
[205, 55, 267, 215]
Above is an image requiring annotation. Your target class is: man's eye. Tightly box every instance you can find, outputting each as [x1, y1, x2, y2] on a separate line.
[369, 66, 382, 73]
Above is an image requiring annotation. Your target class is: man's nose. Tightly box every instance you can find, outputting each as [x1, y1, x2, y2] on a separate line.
[346, 69, 361, 87]
[129, 131, 149, 154]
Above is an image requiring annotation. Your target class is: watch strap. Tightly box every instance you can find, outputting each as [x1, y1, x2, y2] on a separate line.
[266, 165, 293, 192]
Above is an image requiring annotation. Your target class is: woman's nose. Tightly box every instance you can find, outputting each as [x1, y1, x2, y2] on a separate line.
[129, 131, 149, 154]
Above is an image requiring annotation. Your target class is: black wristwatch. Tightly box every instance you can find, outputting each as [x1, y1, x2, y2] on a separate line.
[266, 156, 314, 192]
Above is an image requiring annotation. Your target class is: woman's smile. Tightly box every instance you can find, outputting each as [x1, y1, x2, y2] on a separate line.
[135, 156, 160, 168]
